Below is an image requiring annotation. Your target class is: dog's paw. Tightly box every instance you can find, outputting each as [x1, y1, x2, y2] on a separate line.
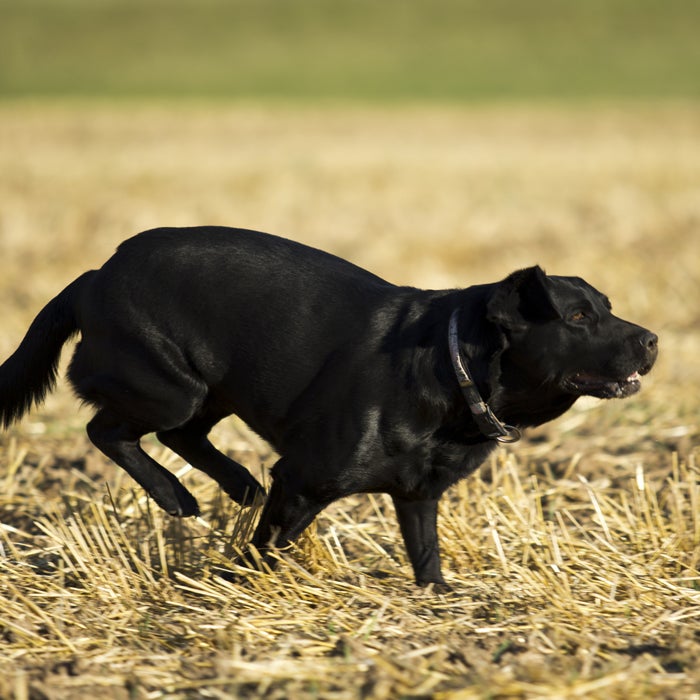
[223, 478, 266, 508]
[171, 498, 200, 518]
[416, 579, 453, 594]
[153, 485, 200, 517]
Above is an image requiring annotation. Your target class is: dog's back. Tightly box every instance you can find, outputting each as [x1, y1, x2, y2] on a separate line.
[69, 227, 397, 434]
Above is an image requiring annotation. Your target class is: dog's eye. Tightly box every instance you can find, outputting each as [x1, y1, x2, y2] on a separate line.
[569, 311, 588, 322]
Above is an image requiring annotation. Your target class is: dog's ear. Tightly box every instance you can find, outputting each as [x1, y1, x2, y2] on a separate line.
[486, 266, 559, 330]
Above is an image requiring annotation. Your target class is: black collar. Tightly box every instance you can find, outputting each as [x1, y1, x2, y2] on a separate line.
[448, 309, 521, 443]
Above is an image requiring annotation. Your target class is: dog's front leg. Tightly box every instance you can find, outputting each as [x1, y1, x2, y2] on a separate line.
[246, 460, 329, 568]
[392, 495, 447, 587]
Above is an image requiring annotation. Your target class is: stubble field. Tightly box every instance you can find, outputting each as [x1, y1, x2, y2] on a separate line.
[0, 103, 699, 699]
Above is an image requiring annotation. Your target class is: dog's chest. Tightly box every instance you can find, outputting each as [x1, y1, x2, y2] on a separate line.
[376, 433, 497, 500]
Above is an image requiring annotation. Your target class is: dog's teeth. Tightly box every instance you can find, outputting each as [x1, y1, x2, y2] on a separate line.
[627, 371, 641, 381]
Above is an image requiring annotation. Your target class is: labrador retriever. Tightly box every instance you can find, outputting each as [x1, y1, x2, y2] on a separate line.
[0, 227, 657, 585]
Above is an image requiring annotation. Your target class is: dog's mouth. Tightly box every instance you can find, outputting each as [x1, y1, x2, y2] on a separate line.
[564, 365, 651, 399]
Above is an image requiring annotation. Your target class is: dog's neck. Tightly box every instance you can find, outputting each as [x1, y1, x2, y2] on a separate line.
[448, 309, 520, 443]
[488, 357, 580, 430]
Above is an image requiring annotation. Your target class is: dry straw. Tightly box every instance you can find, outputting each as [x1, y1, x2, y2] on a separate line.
[1, 430, 698, 698]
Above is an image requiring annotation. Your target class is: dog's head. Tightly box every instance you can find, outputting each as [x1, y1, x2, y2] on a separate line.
[486, 266, 658, 400]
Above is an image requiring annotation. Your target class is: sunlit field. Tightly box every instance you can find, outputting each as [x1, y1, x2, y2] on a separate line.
[1, 103, 699, 698]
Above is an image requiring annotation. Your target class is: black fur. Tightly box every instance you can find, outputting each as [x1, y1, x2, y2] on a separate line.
[0, 227, 658, 585]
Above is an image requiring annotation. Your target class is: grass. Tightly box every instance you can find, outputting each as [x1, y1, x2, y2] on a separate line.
[2, 0, 700, 100]
[0, 102, 699, 698]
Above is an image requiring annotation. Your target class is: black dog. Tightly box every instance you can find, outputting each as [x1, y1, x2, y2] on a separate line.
[0, 227, 657, 585]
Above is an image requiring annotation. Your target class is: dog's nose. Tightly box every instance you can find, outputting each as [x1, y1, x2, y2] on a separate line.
[639, 331, 658, 352]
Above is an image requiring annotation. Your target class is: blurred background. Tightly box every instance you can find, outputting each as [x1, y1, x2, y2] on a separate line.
[2, 0, 700, 100]
[0, 0, 698, 438]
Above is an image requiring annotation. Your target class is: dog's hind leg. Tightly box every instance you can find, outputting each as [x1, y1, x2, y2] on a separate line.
[157, 416, 265, 507]
[87, 409, 200, 517]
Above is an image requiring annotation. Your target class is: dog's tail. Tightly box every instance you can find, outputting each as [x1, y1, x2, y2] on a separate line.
[0, 271, 94, 429]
